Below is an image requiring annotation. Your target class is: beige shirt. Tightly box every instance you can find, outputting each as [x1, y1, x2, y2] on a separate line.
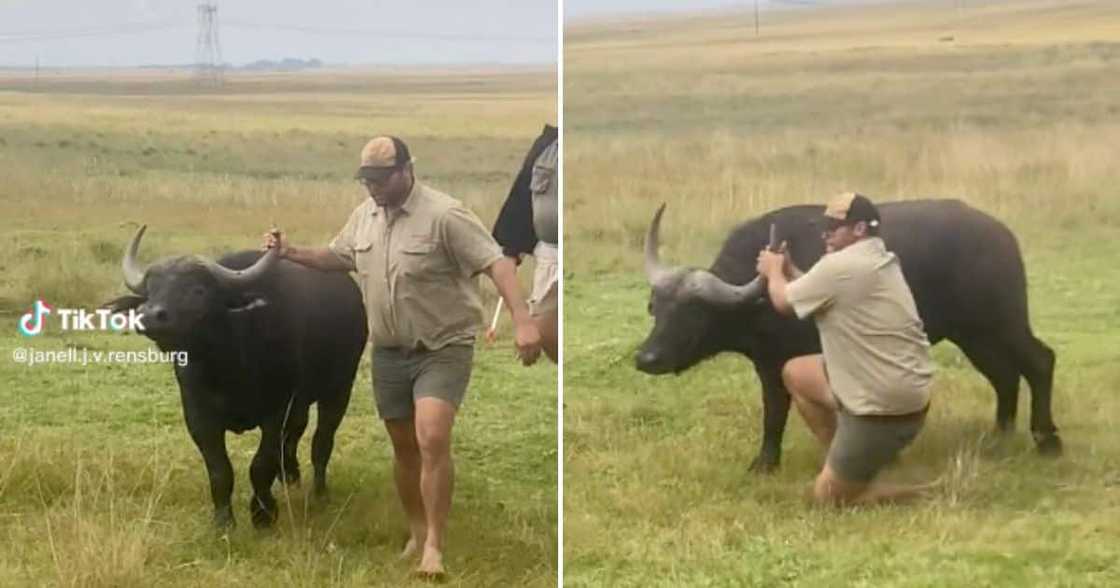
[786, 237, 934, 415]
[329, 182, 503, 350]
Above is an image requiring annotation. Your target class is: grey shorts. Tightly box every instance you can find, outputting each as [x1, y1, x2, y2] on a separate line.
[371, 344, 474, 421]
[826, 405, 927, 483]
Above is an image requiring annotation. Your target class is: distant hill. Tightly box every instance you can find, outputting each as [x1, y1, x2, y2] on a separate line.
[239, 58, 323, 72]
[126, 58, 324, 71]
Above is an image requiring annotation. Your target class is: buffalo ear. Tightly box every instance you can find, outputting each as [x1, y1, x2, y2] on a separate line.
[100, 294, 145, 314]
[227, 296, 268, 315]
[227, 296, 275, 343]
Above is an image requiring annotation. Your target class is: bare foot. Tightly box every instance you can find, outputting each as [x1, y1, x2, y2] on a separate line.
[414, 545, 446, 580]
[399, 534, 425, 560]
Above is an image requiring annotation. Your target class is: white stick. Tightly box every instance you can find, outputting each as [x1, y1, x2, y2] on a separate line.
[488, 298, 504, 332]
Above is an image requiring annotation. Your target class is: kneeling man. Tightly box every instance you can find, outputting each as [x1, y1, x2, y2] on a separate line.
[756, 192, 936, 506]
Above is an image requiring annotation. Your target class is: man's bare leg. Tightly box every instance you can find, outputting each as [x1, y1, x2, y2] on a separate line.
[536, 308, 558, 363]
[813, 463, 938, 507]
[384, 418, 427, 559]
[782, 355, 838, 448]
[414, 397, 457, 577]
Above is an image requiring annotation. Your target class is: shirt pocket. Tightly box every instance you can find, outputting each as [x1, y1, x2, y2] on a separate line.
[353, 240, 374, 275]
[398, 236, 447, 278]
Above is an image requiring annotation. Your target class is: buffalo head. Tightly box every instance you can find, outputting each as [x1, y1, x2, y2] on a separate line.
[635, 204, 768, 374]
[104, 226, 277, 349]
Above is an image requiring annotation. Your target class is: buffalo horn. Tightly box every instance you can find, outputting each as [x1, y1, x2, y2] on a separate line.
[692, 221, 778, 306]
[644, 203, 676, 287]
[122, 225, 150, 294]
[200, 247, 279, 288]
[693, 272, 766, 306]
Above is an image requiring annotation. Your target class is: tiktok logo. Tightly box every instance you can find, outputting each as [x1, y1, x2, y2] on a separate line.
[19, 299, 52, 336]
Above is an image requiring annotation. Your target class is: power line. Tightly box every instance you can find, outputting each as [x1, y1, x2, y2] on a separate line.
[0, 22, 182, 43]
[220, 20, 554, 44]
[0, 21, 176, 37]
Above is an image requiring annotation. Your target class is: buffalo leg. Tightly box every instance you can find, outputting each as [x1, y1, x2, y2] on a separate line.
[750, 361, 790, 473]
[190, 430, 235, 528]
[1013, 334, 1062, 455]
[280, 406, 309, 486]
[957, 338, 1021, 433]
[311, 392, 350, 498]
[249, 421, 283, 528]
[183, 400, 235, 528]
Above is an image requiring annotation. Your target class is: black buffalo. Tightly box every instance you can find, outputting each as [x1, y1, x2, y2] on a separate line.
[636, 199, 1061, 472]
[105, 226, 367, 527]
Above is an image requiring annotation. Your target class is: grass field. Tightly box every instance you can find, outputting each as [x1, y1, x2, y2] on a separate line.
[564, 1, 1120, 585]
[0, 68, 558, 586]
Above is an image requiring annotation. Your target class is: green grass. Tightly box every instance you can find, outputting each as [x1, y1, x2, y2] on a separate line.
[564, 253, 1120, 587]
[1, 329, 557, 586]
[564, 1, 1120, 586]
[0, 68, 557, 587]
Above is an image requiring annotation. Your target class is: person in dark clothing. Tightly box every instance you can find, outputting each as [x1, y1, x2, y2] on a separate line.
[492, 124, 559, 362]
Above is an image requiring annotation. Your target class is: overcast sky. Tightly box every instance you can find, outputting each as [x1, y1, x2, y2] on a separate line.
[0, 0, 558, 67]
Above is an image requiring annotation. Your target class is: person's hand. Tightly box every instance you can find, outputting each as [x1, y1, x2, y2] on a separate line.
[756, 242, 789, 279]
[513, 318, 542, 366]
[756, 249, 782, 279]
[263, 229, 287, 258]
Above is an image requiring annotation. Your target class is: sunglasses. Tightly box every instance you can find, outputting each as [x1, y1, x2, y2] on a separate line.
[821, 219, 851, 237]
[357, 169, 398, 187]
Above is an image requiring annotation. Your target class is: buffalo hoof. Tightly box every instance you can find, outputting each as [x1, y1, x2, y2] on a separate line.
[748, 455, 779, 474]
[213, 508, 235, 530]
[1035, 434, 1063, 457]
[250, 495, 277, 529]
[307, 485, 329, 512]
[282, 466, 301, 486]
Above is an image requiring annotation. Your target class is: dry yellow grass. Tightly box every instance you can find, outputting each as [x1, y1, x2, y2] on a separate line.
[564, 0, 1120, 271]
[567, 0, 1120, 70]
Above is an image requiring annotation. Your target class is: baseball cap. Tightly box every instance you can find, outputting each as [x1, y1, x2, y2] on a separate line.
[354, 136, 413, 179]
[823, 192, 881, 230]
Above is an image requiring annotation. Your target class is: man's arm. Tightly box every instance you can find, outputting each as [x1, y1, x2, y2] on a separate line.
[482, 256, 542, 366]
[442, 205, 542, 365]
[263, 231, 354, 272]
[757, 247, 800, 316]
[786, 257, 805, 280]
[283, 245, 354, 272]
[759, 247, 837, 320]
[758, 251, 796, 317]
